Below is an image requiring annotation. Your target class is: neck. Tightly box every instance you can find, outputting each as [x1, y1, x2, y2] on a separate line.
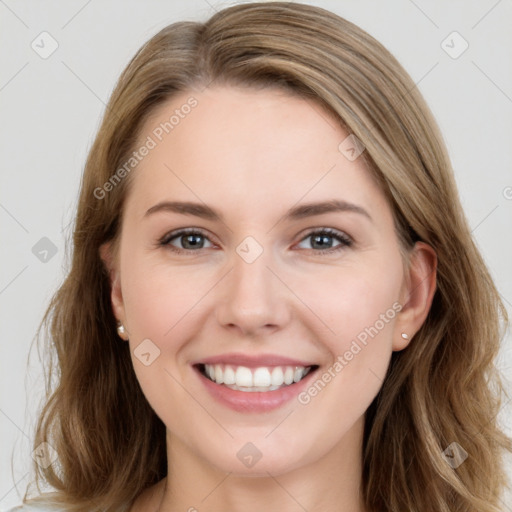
[152, 416, 367, 512]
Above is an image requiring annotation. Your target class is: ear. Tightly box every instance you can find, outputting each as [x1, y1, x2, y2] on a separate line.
[393, 241, 437, 351]
[99, 241, 126, 335]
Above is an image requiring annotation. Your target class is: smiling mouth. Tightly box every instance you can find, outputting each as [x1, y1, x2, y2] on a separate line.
[196, 363, 319, 392]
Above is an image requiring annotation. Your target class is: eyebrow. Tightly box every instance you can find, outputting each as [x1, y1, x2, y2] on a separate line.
[144, 199, 372, 223]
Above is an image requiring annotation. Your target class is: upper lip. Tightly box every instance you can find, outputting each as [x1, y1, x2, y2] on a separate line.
[192, 353, 317, 368]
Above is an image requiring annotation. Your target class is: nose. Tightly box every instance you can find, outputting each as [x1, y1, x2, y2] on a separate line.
[215, 243, 291, 337]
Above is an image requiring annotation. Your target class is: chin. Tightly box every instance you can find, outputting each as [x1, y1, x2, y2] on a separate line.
[194, 435, 313, 477]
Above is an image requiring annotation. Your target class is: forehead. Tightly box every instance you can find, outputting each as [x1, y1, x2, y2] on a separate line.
[126, 86, 387, 221]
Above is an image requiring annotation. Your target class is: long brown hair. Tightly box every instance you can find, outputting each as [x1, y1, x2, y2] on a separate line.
[22, 2, 511, 511]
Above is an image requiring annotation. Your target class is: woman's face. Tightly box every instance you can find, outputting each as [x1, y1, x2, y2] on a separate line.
[103, 85, 431, 476]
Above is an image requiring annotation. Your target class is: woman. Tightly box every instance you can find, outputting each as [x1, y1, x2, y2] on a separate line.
[9, 2, 511, 511]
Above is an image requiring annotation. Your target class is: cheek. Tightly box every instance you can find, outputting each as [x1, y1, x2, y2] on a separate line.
[295, 255, 403, 352]
[291, 254, 403, 410]
[119, 252, 221, 400]
[121, 250, 207, 340]
[305, 257, 402, 397]
[119, 257, 203, 415]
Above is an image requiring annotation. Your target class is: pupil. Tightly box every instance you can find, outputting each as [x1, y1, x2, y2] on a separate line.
[183, 234, 203, 249]
[313, 234, 332, 249]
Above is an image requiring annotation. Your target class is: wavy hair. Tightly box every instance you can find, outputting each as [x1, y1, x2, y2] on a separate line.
[21, 2, 511, 511]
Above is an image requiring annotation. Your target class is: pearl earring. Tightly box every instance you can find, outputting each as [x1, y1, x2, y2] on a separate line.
[401, 332, 409, 340]
[117, 323, 126, 338]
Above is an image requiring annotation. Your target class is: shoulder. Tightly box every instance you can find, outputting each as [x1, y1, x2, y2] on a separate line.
[4, 508, 51, 512]
[4, 494, 133, 512]
[4, 507, 59, 512]
[3, 501, 64, 512]
[3, 497, 132, 512]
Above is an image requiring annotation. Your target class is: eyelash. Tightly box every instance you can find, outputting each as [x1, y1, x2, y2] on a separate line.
[158, 227, 353, 256]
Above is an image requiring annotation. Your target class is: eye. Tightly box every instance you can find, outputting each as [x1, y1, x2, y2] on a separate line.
[159, 227, 353, 255]
[295, 228, 352, 254]
[159, 228, 214, 253]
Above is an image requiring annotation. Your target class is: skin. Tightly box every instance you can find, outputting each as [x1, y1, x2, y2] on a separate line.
[100, 86, 437, 512]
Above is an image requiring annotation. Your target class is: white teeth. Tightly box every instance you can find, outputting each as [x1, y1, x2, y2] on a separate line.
[223, 365, 236, 385]
[284, 367, 294, 385]
[214, 365, 224, 384]
[271, 367, 284, 386]
[235, 366, 253, 387]
[203, 364, 312, 391]
[293, 367, 304, 383]
[253, 367, 272, 387]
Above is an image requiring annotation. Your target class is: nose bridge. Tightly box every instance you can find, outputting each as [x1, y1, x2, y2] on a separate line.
[234, 241, 271, 297]
[216, 235, 289, 332]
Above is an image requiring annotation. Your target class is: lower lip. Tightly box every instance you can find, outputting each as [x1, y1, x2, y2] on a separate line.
[193, 365, 319, 413]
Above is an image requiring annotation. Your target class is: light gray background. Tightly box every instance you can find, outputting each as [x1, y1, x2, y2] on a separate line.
[1, 0, 511, 509]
